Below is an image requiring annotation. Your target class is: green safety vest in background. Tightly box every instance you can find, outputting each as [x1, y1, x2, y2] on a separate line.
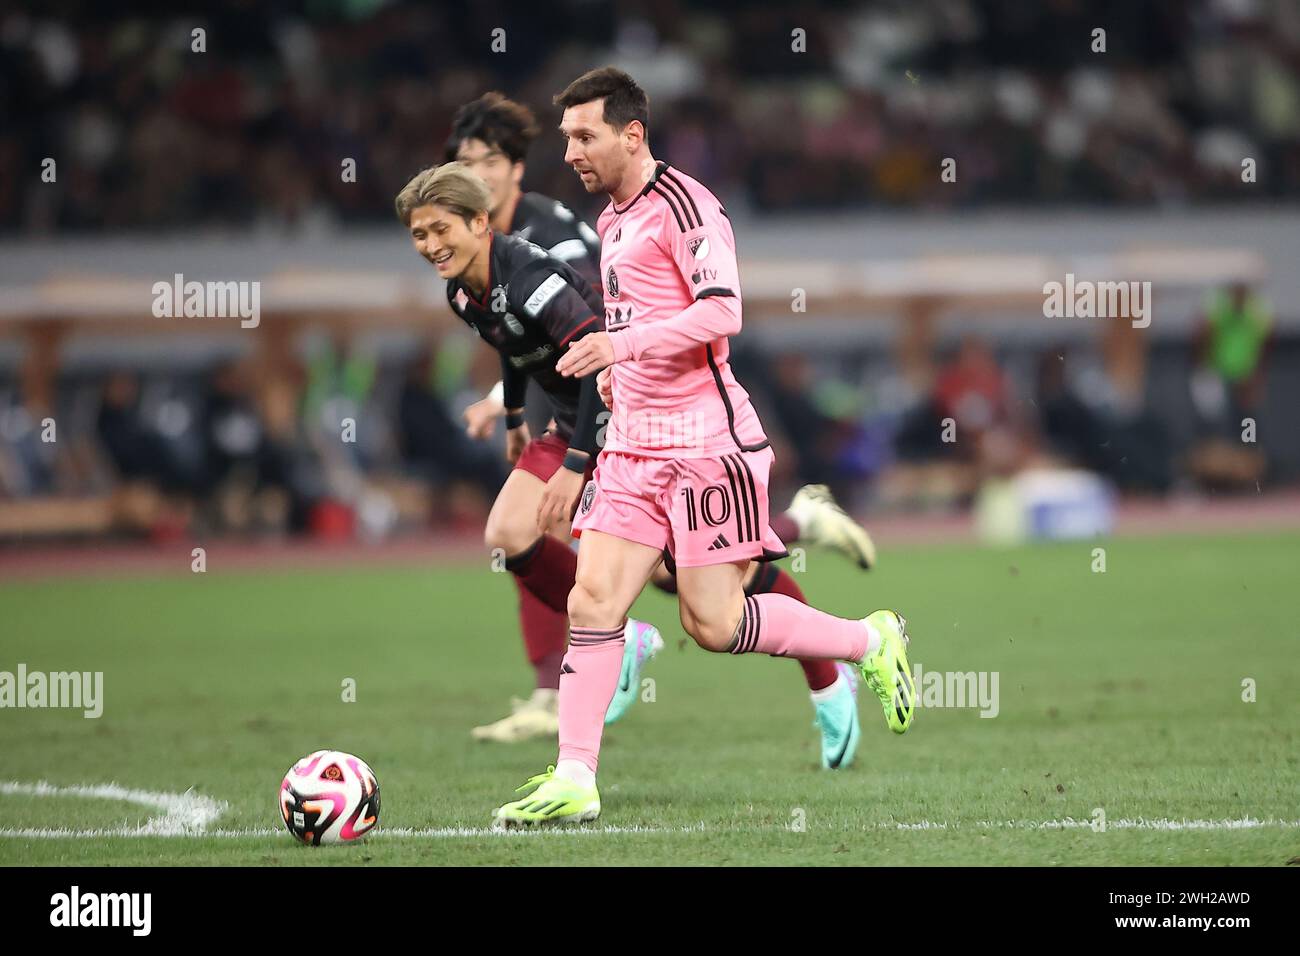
[1206, 291, 1272, 383]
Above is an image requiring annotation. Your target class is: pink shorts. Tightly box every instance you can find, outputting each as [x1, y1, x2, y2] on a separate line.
[572, 448, 788, 568]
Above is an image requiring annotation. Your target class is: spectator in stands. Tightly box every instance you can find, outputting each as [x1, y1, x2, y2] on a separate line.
[1036, 347, 1172, 492]
[397, 347, 506, 509]
[1188, 283, 1273, 489]
[883, 336, 1021, 509]
[96, 372, 183, 490]
[1193, 283, 1273, 427]
[198, 360, 310, 533]
[3, 3, 1297, 233]
[1036, 348, 1106, 471]
[94, 371, 193, 536]
[932, 336, 1010, 460]
[0, 388, 55, 497]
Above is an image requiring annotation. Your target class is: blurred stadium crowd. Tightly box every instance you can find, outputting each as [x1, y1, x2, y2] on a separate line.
[3, 0, 1298, 232]
[0, 289, 1278, 540]
[0, 1, 1295, 541]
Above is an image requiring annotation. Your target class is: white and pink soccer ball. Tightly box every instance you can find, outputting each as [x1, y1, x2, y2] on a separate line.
[279, 750, 381, 845]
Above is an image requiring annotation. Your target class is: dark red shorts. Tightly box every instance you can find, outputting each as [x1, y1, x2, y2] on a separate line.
[514, 432, 596, 483]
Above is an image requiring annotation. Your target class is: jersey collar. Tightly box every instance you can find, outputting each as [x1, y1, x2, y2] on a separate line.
[611, 161, 669, 215]
[503, 190, 525, 234]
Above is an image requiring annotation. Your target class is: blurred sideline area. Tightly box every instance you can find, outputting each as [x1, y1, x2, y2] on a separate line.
[1, 1, 1299, 551]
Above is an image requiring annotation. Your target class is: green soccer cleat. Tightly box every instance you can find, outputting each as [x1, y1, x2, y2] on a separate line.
[492, 766, 601, 828]
[858, 610, 915, 734]
[787, 484, 877, 570]
[604, 619, 663, 725]
[812, 662, 861, 769]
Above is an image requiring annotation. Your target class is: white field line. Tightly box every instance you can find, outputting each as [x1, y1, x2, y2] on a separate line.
[0, 780, 224, 835]
[884, 817, 1300, 832]
[187, 818, 1300, 836]
[0, 779, 1297, 841]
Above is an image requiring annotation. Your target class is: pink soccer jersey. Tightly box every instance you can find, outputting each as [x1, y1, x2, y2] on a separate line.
[596, 162, 768, 459]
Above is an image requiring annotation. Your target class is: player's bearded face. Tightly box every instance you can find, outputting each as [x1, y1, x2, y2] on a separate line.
[561, 102, 627, 195]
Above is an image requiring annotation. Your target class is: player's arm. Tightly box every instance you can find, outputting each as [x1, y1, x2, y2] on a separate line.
[515, 264, 603, 349]
[513, 264, 604, 530]
[619, 205, 743, 362]
[558, 204, 742, 377]
[464, 380, 505, 440]
[446, 284, 515, 443]
[609, 286, 741, 365]
[535, 368, 601, 532]
[566, 374, 603, 464]
[516, 264, 604, 466]
[501, 354, 530, 463]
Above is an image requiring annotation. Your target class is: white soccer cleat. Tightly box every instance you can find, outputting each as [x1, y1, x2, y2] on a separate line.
[786, 484, 877, 569]
[471, 688, 560, 743]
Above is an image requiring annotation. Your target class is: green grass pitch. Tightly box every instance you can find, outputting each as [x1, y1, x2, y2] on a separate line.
[1, 531, 1297, 865]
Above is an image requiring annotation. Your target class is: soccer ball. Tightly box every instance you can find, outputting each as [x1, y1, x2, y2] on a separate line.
[279, 750, 381, 845]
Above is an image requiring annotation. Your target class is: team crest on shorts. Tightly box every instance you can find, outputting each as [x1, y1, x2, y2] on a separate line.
[579, 480, 596, 515]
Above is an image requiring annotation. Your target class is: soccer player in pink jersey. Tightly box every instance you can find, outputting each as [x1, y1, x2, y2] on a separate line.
[492, 68, 916, 827]
[449, 92, 879, 753]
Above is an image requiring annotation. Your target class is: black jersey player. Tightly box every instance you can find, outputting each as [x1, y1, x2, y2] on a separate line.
[396, 161, 664, 743]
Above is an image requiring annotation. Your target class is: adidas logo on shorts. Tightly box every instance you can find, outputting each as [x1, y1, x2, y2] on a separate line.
[706, 533, 731, 551]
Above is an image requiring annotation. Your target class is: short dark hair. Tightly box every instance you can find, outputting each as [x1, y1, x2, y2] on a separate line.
[444, 92, 540, 164]
[553, 67, 649, 135]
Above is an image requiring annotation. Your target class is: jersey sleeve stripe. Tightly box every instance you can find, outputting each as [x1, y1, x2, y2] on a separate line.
[655, 176, 696, 228]
[651, 184, 688, 232]
[661, 171, 702, 228]
[522, 272, 566, 317]
[557, 315, 599, 347]
[696, 287, 736, 299]
[657, 176, 698, 229]
[547, 238, 589, 261]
